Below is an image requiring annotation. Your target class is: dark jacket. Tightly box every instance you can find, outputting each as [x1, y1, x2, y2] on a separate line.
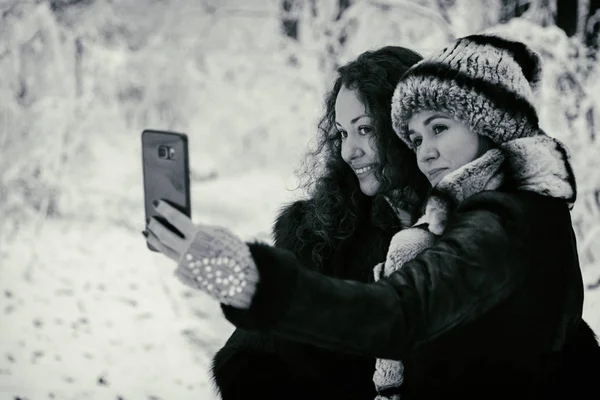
[223, 189, 599, 399]
[211, 199, 403, 399]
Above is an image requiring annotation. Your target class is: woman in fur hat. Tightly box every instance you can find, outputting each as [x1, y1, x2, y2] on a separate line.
[145, 35, 599, 399]
[202, 46, 429, 400]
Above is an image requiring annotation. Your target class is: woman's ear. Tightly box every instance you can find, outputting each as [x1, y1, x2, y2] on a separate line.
[476, 135, 496, 158]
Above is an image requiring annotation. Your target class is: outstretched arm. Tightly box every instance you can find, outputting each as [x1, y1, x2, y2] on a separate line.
[145, 192, 534, 361]
[222, 192, 535, 359]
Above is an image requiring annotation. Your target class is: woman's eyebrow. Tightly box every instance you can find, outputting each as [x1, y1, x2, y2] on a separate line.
[351, 114, 369, 124]
[335, 114, 370, 126]
[422, 114, 448, 126]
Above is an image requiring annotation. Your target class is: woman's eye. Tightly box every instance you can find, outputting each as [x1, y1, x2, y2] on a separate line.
[432, 124, 447, 134]
[358, 126, 373, 135]
[337, 130, 348, 139]
[411, 137, 422, 147]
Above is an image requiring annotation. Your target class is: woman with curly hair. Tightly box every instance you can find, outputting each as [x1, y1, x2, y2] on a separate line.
[207, 46, 427, 399]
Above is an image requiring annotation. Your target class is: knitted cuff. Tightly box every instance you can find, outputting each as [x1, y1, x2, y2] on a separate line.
[175, 226, 259, 309]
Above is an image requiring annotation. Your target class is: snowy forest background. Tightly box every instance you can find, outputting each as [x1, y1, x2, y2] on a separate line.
[0, 0, 599, 399]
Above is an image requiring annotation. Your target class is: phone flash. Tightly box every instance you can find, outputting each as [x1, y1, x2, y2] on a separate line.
[158, 145, 175, 160]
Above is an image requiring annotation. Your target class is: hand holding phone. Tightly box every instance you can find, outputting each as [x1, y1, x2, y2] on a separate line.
[142, 129, 192, 251]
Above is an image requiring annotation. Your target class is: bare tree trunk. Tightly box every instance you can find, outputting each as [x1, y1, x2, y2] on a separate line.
[586, 107, 596, 142]
[516, 0, 531, 16]
[280, 0, 352, 43]
[333, 0, 353, 50]
[586, 0, 600, 56]
[281, 0, 299, 40]
[500, 0, 530, 22]
[556, 0, 578, 36]
[74, 36, 83, 98]
[49, 0, 94, 13]
[336, 0, 352, 19]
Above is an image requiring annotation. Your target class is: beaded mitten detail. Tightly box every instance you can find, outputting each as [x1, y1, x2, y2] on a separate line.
[175, 226, 259, 309]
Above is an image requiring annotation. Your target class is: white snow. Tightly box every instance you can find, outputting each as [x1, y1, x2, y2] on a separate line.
[0, 170, 299, 400]
[1, 1, 599, 400]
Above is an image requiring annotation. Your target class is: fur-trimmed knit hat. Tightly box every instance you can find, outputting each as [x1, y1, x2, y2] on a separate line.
[391, 34, 543, 149]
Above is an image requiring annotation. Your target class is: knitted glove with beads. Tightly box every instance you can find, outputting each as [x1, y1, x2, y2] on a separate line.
[175, 226, 259, 309]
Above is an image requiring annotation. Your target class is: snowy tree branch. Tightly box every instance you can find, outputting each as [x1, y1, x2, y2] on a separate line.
[364, 0, 456, 41]
[521, 0, 556, 26]
[430, 0, 453, 27]
[586, 9, 600, 34]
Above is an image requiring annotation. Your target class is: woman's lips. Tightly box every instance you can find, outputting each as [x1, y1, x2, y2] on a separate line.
[355, 165, 376, 176]
[428, 167, 448, 182]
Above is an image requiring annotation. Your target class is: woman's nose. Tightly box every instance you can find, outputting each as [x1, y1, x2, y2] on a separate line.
[342, 135, 365, 162]
[418, 140, 438, 163]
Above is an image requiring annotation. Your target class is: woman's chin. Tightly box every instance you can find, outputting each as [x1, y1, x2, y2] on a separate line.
[359, 179, 380, 197]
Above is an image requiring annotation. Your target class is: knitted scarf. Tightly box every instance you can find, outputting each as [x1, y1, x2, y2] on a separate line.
[372, 134, 576, 400]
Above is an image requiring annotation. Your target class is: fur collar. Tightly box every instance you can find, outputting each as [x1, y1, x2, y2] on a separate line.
[502, 134, 576, 207]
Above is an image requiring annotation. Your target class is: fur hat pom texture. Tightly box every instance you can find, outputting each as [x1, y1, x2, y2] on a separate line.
[392, 34, 543, 148]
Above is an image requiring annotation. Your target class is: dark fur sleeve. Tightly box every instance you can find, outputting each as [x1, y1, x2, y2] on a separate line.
[271, 200, 323, 271]
[273, 200, 311, 252]
[222, 192, 544, 356]
[211, 201, 370, 399]
[559, 319, 600, 396]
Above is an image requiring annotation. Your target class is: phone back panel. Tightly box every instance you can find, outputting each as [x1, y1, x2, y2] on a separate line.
[142, 130, 191, 249]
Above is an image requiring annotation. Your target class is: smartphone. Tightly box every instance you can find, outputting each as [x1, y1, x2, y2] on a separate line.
[142, 129, 192, 251]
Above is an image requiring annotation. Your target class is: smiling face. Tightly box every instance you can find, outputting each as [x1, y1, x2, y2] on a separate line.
[407, 110, 481, 186]
[335, 86, 381, 196]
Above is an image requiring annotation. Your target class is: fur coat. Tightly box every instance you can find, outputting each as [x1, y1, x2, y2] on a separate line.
[221, 132, 599, 399]
[212, 197, 403, 400]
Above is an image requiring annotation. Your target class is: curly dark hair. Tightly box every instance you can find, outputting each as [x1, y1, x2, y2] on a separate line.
[295, 46, 431, 267]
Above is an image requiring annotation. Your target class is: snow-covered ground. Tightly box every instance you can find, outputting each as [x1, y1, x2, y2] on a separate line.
[0, 170, 300, 400]
[1, 220, 230, 400]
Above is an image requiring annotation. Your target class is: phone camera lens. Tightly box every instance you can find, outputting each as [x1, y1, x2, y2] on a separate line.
[158, 145, 169, 159]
